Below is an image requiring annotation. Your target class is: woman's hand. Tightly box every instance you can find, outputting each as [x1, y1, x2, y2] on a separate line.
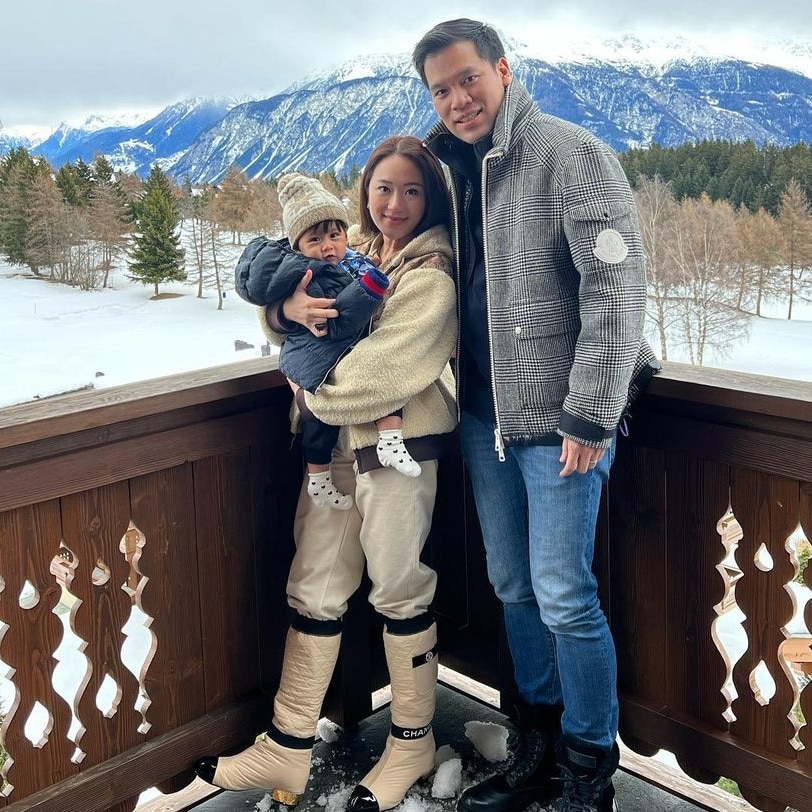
[282, 268, 339, 337]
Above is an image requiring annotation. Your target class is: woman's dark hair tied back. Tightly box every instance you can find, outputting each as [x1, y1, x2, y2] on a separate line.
[358, 135, 450, 236]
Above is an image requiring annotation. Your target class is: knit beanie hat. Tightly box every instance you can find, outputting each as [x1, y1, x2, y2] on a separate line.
[277, 172, 348, 248]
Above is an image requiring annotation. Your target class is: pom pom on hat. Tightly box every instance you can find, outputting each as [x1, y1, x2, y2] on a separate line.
[277, 173, 348, 248]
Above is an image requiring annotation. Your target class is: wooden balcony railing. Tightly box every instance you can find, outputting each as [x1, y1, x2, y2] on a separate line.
[0, 358, 810, 812]
[606, 364, 812, 812]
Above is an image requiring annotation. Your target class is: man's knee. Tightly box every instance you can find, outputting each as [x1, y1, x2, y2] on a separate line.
[538, 598, 605, 637]
[489, 570, 536, 606]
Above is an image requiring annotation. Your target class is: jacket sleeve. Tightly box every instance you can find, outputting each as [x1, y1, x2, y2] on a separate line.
[559, 140, 648, 446]
[303, 267, 457, 427]
[235, 238, 307, 307]
[234, 236, 270, 304]
[326, 281, 381, 342]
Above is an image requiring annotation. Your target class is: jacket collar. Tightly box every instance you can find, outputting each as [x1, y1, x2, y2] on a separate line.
[424, 80, 534, 162]
[348, 224, 452, 266]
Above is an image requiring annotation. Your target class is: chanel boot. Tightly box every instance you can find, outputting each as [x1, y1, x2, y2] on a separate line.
[195, 617, 341, 806]
[347, 617, 438, 811]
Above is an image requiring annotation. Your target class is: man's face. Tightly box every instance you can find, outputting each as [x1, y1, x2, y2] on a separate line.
[422, 40, 511, 145]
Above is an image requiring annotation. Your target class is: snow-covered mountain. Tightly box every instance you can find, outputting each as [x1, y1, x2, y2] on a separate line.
[4, 36, 812, 183]
[30, 98, 241, 175]
[173, 45, 812, 184]
[0, 132, 33, 155]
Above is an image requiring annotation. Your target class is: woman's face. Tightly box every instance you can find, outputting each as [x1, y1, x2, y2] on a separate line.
[366, 155, 426, 244]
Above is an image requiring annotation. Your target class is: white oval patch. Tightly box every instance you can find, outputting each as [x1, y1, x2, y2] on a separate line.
[593, 229, 628, 264]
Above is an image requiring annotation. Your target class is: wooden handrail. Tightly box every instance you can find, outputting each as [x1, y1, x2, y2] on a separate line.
[0, 358, 810, 811]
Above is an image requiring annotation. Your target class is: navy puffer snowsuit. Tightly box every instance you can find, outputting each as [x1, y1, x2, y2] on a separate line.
[235, 236, 387, 393]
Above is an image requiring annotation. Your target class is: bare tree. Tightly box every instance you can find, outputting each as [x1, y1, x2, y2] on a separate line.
[115, 171, 145, 208]
[666, 194, 749, 365]
[739, 207, 783, 316]
[209, 166, 253, 243]
[187, 190, 229, 308]
[204, 215, 228, 311]
[65, 238, 105, 291]
[634, 174, 682, 360]
[776, 178, 812, 319]
[87, 181, 132, 287]
[242, 180, 282, 238]
[25, 171, 72, 277]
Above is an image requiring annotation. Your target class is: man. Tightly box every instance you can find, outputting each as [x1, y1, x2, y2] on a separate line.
[412, 18, 660, 812]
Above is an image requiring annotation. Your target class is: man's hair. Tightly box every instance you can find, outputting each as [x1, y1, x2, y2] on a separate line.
[412, 18, 505, 86]
[358, 135, 450, 236]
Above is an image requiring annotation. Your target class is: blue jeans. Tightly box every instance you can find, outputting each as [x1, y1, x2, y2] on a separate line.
[459, 411, 618, 749]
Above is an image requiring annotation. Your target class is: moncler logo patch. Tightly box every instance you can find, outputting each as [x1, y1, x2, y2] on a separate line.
[593, 228, 628, 264]
[412, 645, 438, 668]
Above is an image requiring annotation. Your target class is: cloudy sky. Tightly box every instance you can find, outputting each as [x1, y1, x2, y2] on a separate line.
[2, 0, 811, 133]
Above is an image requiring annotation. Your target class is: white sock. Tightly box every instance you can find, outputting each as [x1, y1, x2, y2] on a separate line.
[307, 471, 353, 510]
[376, 429, 421, 477]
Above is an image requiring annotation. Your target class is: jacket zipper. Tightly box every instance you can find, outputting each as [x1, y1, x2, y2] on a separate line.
[312, 318, 374, 394]
[480, 149, 506, 461]
[447, 173, 463, 423]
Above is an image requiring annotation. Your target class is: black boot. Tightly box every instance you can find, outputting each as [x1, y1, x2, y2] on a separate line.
[554, 738, 619, 812]
[456, 703, 562, 812]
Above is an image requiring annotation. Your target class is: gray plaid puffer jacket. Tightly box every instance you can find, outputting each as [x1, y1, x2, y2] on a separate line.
[425, 81, 660, 449]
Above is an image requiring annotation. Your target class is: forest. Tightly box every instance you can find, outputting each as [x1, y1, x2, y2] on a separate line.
[1, 140, 811, 364]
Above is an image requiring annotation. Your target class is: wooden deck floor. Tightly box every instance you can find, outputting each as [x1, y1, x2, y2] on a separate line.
[137, 680, 758, 812]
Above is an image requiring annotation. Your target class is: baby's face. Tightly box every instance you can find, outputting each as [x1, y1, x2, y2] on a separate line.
[297, 222, 349, 265]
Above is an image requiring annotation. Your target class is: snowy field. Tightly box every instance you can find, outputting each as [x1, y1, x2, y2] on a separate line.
[1, 253, 810, 411]
[1, 249, 269, 409]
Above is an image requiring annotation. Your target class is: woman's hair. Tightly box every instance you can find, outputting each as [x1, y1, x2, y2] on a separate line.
[358, 135, 450, 236]
[412, 18, 505, 87]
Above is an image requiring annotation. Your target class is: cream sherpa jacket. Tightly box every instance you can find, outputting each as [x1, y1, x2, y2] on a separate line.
[259, 223, 458, 465]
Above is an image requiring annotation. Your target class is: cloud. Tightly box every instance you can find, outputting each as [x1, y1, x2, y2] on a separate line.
[1, 0, 810, 129]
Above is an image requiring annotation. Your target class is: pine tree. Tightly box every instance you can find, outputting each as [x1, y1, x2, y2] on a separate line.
[55, 160, 93, 207]
[0, 148, 52, 267]
[128, 165, 186, 296]
[91, 154, 115, 186]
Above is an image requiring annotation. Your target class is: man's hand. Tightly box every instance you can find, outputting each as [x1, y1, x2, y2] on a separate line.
[282, 268, 339, 337]
[559, 437, 605, 477]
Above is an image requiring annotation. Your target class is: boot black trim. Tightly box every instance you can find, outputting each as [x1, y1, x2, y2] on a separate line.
[347, 783, 380, 811]
[412, 644, 438, 668]
[391, 722, 432, 740]
[266, 722, 315, 749]
[193, 757, 217, 784]
[566, 746, 598, 770]
[291, 614, 342, 636]
[383, 612, 433, 635]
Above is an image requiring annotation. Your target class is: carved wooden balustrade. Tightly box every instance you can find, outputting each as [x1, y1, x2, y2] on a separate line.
[607, 364, 812, 812]
[0, 357, 809, 811]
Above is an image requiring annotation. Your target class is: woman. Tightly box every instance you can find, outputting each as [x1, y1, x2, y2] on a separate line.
[195, 136, 457, 812]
